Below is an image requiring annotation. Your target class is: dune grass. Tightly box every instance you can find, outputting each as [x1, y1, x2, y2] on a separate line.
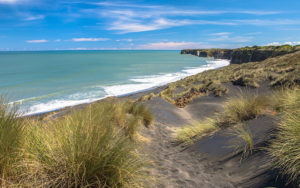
[174, 118, 218, 144]
[158, 50, 300, 106]
[174, 93, 269, 145]
[270, 88, 300, 112]
[232, 123, 254, 160]
[126, 102, 154, 128]
[267, 89, 300, 186]
[0, 99, 25, 186]
[0, 99, 152, 187]
[268, 110, 300, 186]
[217, 94, 269, 126]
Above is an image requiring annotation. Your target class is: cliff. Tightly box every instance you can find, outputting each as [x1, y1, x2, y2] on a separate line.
[181, 45, 300, 64]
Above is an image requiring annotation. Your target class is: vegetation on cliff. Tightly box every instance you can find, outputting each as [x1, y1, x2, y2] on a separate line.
[181, 44, 300, 64]
[159, 50, 300, 107]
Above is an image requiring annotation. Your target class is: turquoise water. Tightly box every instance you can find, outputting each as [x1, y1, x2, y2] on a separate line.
[0, 50, 229, 115]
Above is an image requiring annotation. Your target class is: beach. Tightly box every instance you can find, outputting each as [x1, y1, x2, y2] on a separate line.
[2, 46, 300, 187]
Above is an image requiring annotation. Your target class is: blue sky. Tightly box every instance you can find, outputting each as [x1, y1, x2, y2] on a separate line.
[0, 0, 300, 50]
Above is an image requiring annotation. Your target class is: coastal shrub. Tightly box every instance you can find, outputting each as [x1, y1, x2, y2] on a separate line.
[268, 109, 300, 186]
[20, 102, 148, 188]
[0, 98, 24, 186]
[174, 118, 217, 144]
[217, 94, 269, 125]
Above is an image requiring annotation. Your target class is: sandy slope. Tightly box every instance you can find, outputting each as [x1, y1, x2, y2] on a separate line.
[140, 83, 284, 188]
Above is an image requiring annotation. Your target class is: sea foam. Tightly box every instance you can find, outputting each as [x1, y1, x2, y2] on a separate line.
[21, 59, 229, 116]
[103, 59, 229, 97]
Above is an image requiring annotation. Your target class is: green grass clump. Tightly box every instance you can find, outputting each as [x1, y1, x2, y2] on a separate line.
[268, 109, 300, 186]
[20, 102, 148, 187]
[217, 94, 269, 126]
[270, 88, 300, 112]
[127, 102, 154, 128]
[267, 89, 300, 186]
[0, 99, 24, 186]
[174, 118, 217, 144]
[232, 124, 254, 159]
[137, 93, 157, 102]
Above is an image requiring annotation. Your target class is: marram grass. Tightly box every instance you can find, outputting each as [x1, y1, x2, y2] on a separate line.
[174, 118, 217, 144]
[268, 89, 300, 186]
[217, 94, 269, 126]
[0, 99, 152, 187]
[0, 98, 25, 186]
[231, 123, 254, 160]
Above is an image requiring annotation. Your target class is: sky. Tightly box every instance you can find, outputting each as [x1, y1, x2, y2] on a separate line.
[0, 0, 300, 51]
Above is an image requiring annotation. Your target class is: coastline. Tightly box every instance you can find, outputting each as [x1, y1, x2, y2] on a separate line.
[5, 45, 300, 187]
[23, 58, 230, 118]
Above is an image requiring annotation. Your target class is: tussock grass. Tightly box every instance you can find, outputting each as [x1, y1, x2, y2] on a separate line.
[174, 118, 217, 144]
[0, 99, 25, 186]
[137, 92, 157, 102]
[267, 89, 300, 186]
[127, 102, 154, 128]
[271, 88, 300, 112]
[218, 94, 269, 126]
[19, 102, 149, 187]
[159, 50, 300, 106]
[268, 110, 300, 186]
[232, 124, 254, 159]
[0, 99, 152, 187]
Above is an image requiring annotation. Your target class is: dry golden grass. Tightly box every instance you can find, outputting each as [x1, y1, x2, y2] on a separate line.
[217, 94, 270, 126]
[174, 118, 218, 144]
[0, 100, 153, 187]
[158, 50, 300, 106]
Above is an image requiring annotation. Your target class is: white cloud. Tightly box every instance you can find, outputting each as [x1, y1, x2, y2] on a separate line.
[137, 41, 200, 50]
[267, 41, 300, 46]
[108, 18, 192, 33]
[208, 32, 253, 43]
[55, 39, 61, 42]
[235, 19, 300, 26]
[94, 2, 161, 9]
[97, 3, 282, 34]
[26, 39, 48, 43]
[0, 0, 19, 4]
[71, 38, 109, 42]
[209, 32, 232, 36]
[116, 39, 133, 42]
[235, 10, 280, 15]
[24, 15, 44, 21]
[285, 41, 300, 45]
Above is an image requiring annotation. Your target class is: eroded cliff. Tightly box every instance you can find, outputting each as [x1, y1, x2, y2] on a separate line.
[181, 45, 300, 64]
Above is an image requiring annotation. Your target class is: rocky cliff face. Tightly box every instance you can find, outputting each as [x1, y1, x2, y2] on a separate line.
[181, 45, 300, 64]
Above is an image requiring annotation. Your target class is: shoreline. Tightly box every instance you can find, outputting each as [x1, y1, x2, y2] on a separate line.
[27, 84, 168, 119]
[23, 58, 230, 118]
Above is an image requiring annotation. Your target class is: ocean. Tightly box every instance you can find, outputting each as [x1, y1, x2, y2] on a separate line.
[0, 50, 229, 115]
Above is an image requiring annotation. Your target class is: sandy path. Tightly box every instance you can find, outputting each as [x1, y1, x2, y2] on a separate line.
[141, 84, 279, 188]
[141, 97, 233, 188]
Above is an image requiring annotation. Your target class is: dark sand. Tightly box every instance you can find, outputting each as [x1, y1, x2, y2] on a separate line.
[139, 82, 287, 188]
[33, 82, 286, 187]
